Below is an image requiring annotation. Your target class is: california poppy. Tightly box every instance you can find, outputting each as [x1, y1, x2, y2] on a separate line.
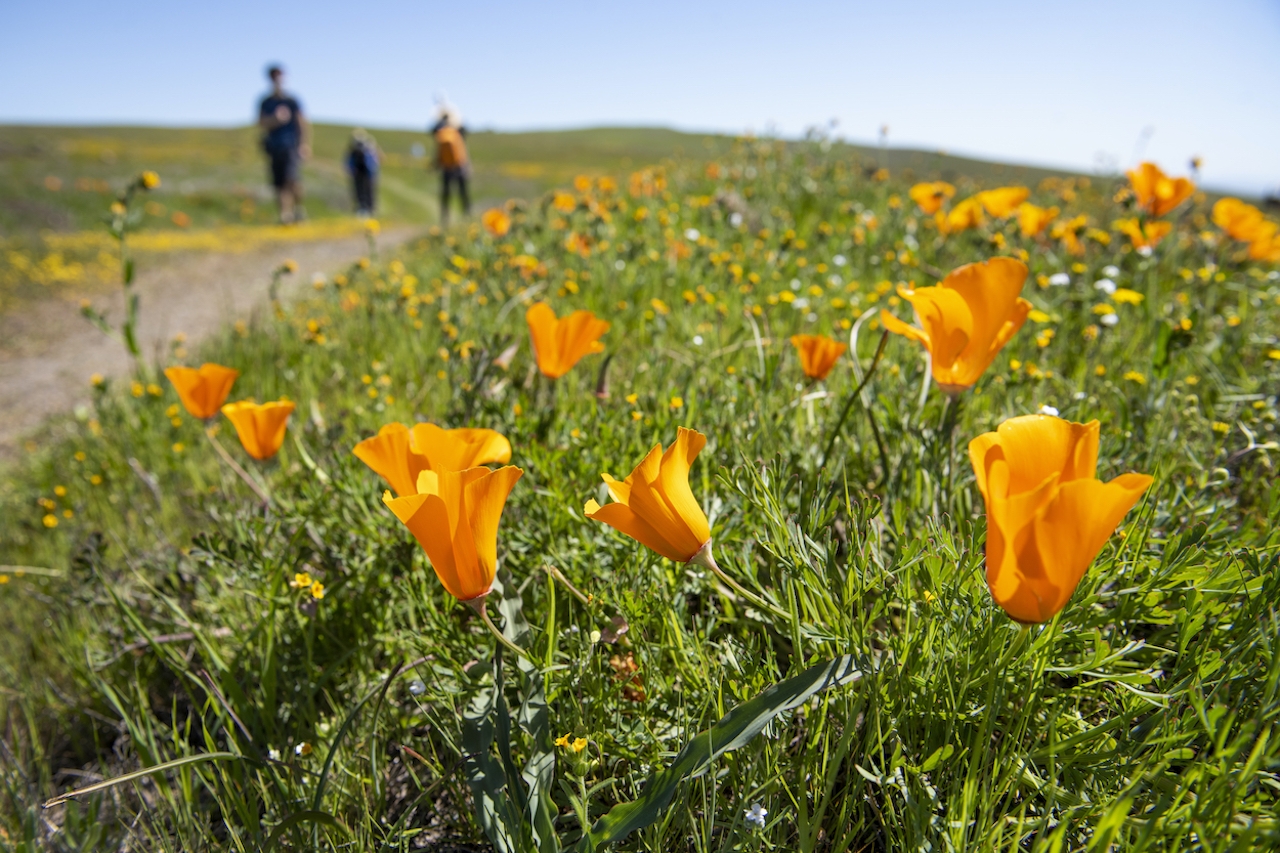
[482, 207, 512, 237]
[975, 187, 1029, 218]
[880, 258, 1031, 394]
[1051, 215, 1088, 256]
[1113, 217, 1172, 250]
[790, 334, 847, 381]
[165, 363, 239, 420]
[936, 196, 985, 235]
[584, 427, 711, 564]
[1017, 203, 1059, 237]
[1212, 198, 1273, 244]
[969, 415, 1153, 624]
[908, 181, 955, 215]
[384, 466, 523, 602]
[353, 422, 512, 497]
[221, 400, 296, 460]
[1248, 232, 1280, 262]
[1126, 162, 1195, 218]
[525, 302, 610, 379]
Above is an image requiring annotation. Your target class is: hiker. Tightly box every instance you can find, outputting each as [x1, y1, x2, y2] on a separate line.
[346, 129, 380, 218]
[430, 102, 470, 225]
[257, 65, 310, 224]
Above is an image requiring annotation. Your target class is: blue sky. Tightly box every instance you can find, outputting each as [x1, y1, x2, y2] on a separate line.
[2, 0, 1277, 193]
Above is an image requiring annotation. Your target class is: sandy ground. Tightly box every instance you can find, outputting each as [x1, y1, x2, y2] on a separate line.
[0, 226, 418, 461]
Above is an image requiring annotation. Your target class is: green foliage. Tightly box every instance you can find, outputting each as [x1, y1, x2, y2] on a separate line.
[2, 133, 1280, 852]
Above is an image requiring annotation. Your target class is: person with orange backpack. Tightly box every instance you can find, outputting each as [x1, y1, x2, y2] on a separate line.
[430, 102, 470, 225]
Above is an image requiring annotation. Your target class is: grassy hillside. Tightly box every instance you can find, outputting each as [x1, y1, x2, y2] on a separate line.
[2, 130, 1279, 850]
[0, 122, 1095, 315]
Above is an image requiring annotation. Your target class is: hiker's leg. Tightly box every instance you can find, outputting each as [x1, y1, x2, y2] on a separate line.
[459, 173, 471, 215]
[440, 170, 453, 225]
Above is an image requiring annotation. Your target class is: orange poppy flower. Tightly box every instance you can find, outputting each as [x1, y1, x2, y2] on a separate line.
[584, 427, 711, 564]
[975, 187, 1029, 218]
[384, 466, 523, 603]
[880, 258, 1031, 394]
[525, 302, 610, 379]
[790, 334, 847, 381]
[908, 181, 955, 215]
[1113, 217, 1172, 250]
[1051, 215, 1088, 256]
[1212, 198, 1272, 244]
[936, 196, 985, 235]
[1248, 232, 1280, 262]
[481, 208, 511, 237]
[968, 415, 1153, 624]
[164, 363, 239, 420]
[353, 422, 512, 497]
[1017, 203, 1059, 237]
[221, 400, 296, 461]
[1126, 162, 1195, 218]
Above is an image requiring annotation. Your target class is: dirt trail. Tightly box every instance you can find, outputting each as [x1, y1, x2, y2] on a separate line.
[0, 226, 419, 460]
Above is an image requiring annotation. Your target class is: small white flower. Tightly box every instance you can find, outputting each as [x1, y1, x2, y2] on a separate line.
[904, 234, 919, 250]
[729, 212, 743, 227]
[792, 298, 809, 310]
[1137, 245, 1153, 257]
[1039, 405, 1060, 417]
[806, 313, 818, 323]
[692, 335, 704, 346]
[1094, 278, 1117, 295]
[745, 803, 768, 829]
[1049, 272, 1070, 286]
[790, 278, 802, 291]
[268, 748, 281, 761]
[1268, 271, 1279, 281]
[684, 228, 700, 241]
[295, 742, 312, 757]
[1100, 313, 1119, 327]
[833, 254, 847, 267]
[614, 259, 626, 271]
[1074, 391, 1087, 400]
[523, 242, 536, 254]
[311, 273, 326, 285]
[828, 274, 842, 287]
[1103, 265, 1120, 277]
[409, 679, 426, 696]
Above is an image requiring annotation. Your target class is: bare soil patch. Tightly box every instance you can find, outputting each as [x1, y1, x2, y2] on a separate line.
[0, 226, 418, 460]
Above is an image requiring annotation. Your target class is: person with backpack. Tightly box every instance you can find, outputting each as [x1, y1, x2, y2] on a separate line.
[346, 128, 380, 218]
[430, 103, 470, 225]
[257, 65, 310, 224]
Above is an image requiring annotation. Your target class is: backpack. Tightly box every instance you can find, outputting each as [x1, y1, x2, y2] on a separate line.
[435, 126, 467, 169]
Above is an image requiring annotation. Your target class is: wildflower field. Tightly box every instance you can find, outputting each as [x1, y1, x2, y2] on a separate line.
[2, 135, 1280, 852]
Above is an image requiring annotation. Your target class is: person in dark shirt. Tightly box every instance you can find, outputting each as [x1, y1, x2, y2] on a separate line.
[257, 65, 311, 224]
[346, 129, 380, 218]
[430, 102, 470, 226]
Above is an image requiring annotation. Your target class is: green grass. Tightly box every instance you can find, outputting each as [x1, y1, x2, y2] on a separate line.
[2, 133, 1279, 852]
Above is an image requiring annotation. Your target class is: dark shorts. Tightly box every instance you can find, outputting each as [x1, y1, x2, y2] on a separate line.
[268, 148, 300, 189]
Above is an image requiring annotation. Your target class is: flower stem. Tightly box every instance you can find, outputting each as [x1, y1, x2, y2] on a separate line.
[689, 542, 791, 621]
[470, 598, 535, 664]
[205, 428, 271, 505]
